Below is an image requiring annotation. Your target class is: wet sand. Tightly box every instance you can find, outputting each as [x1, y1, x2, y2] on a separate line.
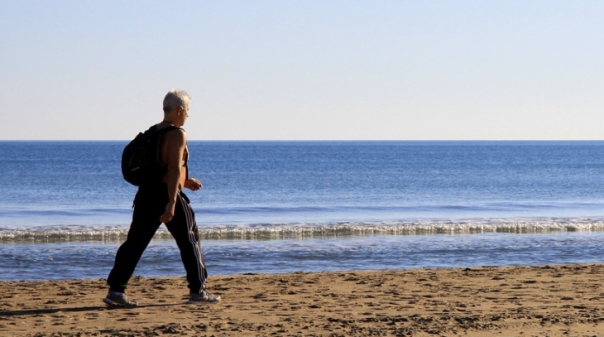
[2, 264, 604, 336]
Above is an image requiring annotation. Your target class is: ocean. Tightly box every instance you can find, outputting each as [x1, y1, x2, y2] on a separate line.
[2, 141, 604, 281]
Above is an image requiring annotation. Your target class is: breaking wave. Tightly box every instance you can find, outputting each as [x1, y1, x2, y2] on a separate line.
[2, 217, 604, 243]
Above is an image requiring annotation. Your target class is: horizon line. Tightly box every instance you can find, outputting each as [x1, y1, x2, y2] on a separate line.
[1, 139, 603, 142]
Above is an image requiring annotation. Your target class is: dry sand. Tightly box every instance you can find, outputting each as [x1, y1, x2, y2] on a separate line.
[2, 264, 604, 337]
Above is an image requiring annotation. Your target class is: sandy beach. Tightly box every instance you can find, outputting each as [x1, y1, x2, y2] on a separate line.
[2, 264, 604, 337]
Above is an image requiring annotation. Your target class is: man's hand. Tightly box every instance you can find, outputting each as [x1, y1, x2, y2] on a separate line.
[160, 202, 176, 223]
[184, 178, 203, 191]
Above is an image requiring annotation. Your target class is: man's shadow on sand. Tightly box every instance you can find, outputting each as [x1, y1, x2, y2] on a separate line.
[0, 303, 185, 317]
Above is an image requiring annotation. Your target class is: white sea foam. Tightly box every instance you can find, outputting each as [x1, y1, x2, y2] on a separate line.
[2, 217, 604, 242]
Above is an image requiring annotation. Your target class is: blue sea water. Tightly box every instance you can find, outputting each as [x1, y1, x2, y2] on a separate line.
[2, 141, 604, 281]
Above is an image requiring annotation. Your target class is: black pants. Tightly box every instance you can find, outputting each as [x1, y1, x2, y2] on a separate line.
[107, 183, 208, 294]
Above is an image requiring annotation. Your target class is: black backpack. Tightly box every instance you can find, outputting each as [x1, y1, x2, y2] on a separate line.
[121, 125, 180, 186]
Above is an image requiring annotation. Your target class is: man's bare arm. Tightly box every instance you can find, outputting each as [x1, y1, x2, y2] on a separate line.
[159, 129, 186, 223]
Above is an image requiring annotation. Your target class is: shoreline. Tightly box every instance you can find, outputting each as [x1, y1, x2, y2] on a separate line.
[2, 264, 604, 337]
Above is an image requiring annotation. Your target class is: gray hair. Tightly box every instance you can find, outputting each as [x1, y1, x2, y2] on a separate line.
[163, 89, 191, 113]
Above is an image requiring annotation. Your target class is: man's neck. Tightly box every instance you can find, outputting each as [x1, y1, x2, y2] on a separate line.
[160, 120, 178, 126]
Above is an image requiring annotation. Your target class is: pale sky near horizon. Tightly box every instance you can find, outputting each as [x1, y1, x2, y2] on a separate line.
[1, 1, 603, 140]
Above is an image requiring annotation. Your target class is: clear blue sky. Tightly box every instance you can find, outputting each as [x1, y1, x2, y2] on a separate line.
[1, 1, 603, 140]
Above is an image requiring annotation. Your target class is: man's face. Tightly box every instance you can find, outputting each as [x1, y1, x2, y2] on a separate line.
[177, 105, 189, 125]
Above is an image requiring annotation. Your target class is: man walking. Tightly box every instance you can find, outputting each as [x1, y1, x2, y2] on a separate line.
[104, 90, 220, 306]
